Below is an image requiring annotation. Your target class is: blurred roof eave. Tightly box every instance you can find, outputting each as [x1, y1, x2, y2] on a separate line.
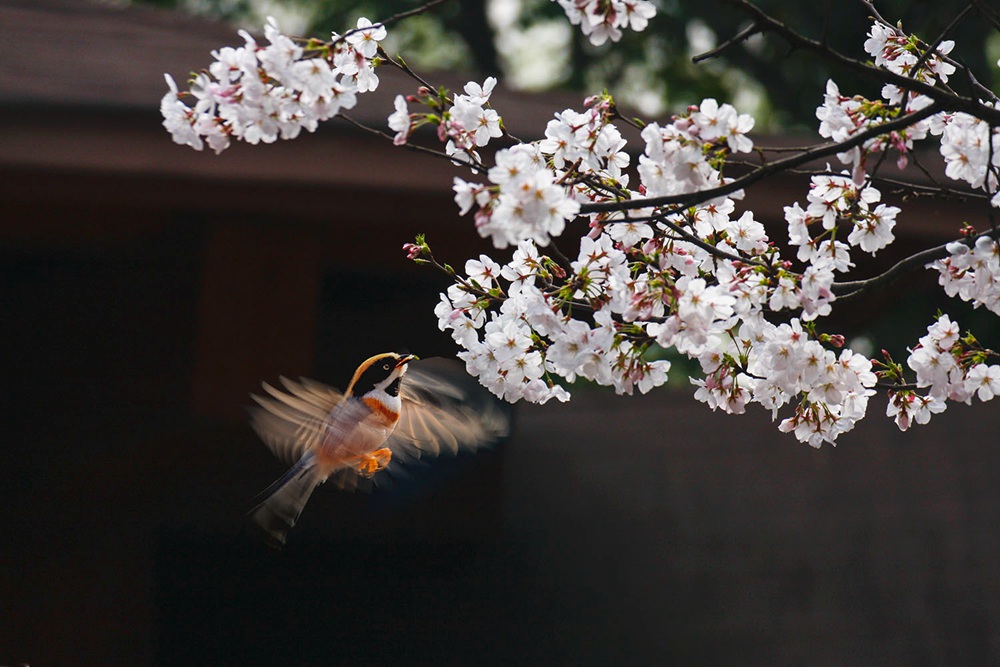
[0, 0, 981, 239]
[0, 0, 587, 193]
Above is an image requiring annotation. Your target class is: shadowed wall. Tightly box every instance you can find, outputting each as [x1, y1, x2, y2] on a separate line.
[2, 236, 1000, 665]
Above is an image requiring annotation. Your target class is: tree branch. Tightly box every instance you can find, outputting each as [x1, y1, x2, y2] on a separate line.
[580, 100, 944, 214]
[856, 0, 892, 27]
[337, 113, 487, 174]
[691, 21, 760, 63]
[330, 0, 452, 47]
[908, 3, 972, 82]
[720, 0, 1000, 122]
[380, 50, 438, 94]
[972, 0, 1000, 32]
[832, 228, 1000, 301]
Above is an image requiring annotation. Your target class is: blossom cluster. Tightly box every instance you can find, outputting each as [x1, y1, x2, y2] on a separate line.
[931, 110, 1000, 206]
[930, 235, 1000, 315]
[387, 77, 504, 159]
[886, 315, 1000, 430]
[638, 98, 755, 199]
[453, 145, 582, 248]
[418, 16, 1000, 444]
[425, 88, 880, 445]
[863, 22, 956, 100]
[816, 79, 934, 181]
[540, 103, 631, 180]
[554, 0, 657, 46]
[751, 321, 876, 447]
[164, 8, 1000, 447]
[162, 17, 385, 153]
[421, 52, 988, 447]
[428, 218, 878, 446]
[826, 20, 1000, 210]
[433, 237, 671, 405]
[443, 78, 504, 162]
[445, 95, 756, 252]
[784, 171, 900, 273]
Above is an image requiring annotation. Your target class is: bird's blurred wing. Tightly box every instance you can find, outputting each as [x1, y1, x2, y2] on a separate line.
[248, 376, 344, 466]
[387, 358, 511, 464]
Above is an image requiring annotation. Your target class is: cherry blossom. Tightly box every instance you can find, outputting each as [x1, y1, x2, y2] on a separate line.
[387, 94, 411, 145]
[162, 16, 382, 153]
[929, 236, 1000, 315]
[886, 391, 947, 431]
[554, 0, 657, 46]
[965, 363, 1000, 402]
[442, 77, 503, 163]
[166, 4, 1000, 448]
[476, 145, 582, 248]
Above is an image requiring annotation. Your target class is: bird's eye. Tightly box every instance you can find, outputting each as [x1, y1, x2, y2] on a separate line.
[383, 363, 391, 371]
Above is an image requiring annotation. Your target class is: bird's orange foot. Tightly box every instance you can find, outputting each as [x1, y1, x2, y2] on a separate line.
[356, 448, 392, 477]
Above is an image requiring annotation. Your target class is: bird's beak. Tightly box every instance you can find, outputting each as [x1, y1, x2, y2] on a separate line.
[396, 354, 418, 368]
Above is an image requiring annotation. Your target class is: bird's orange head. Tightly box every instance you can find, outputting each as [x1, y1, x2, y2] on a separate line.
[345, 352, 418, 398]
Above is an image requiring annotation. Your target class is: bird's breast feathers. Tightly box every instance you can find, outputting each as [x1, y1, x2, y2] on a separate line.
[361, 393, 402, 424]
[311, 392, 401, 467]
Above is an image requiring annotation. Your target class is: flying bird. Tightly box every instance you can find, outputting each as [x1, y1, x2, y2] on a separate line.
[247, 353, 509, 545]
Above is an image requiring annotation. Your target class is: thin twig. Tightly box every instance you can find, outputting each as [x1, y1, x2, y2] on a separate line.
[692, 21, 760, 63]
[546, 238, 575, 270]
[857, 0, 892, 27]
[972, 0, 1000, 32]
[908, 3, 973, 80]
[860, 175, 988, 201]
[719, 0, 1000, 124]
[330, 0, 451, 48]
[380, 51, 438, 93]
[338, 113, 489, 174]
[907, 150, 950, 191]
[876, 381, 919, 390]
[653, 213, 767, 268]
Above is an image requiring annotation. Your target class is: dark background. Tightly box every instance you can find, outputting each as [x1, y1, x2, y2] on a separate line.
[3, 1, 1000, 665]
[3, 193, 1000, 666]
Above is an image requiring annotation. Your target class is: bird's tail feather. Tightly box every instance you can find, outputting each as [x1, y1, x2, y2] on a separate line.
[248, 453, 321, 547]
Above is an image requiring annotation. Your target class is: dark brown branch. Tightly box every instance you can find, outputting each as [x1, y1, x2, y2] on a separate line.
[380, 50, 438, 93]
[330, 0, 451, 47]
[908, 3, 973, 81]
[719, 0, 1000, 124]
[876, 381, 919, 390]
[857, 0, 892, 27]
[337, 113, 488, 174]
[832, 228, 1000, 301]
[653, 214, 763, 267]
[691, 21, 760, 63]
[972, 0, 1000, 32]
[580, 100, 944, 214]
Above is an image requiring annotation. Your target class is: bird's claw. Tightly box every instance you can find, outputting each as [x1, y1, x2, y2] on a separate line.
[356, 447, 392, 477]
